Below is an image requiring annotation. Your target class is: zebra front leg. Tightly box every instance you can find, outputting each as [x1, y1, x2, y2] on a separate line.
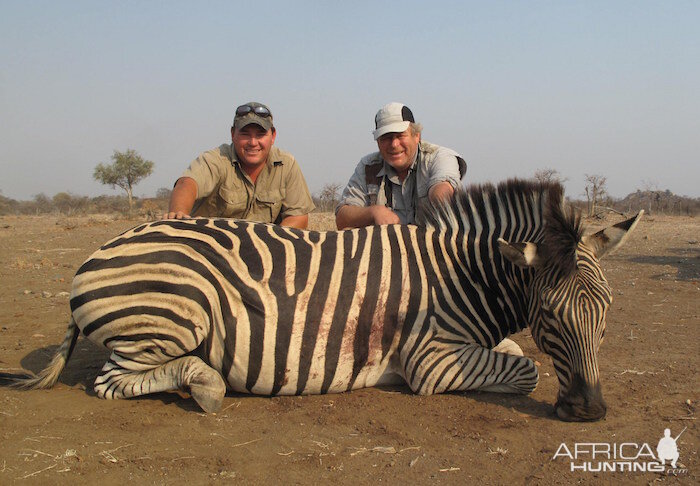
[94, 353, 227, 413]
[405, 342, 538, 396]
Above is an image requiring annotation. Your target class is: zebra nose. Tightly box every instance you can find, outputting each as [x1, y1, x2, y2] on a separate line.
[555, 375, 607, 422]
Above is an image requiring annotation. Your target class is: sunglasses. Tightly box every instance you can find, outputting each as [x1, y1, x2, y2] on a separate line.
[235, 104, 272, 118]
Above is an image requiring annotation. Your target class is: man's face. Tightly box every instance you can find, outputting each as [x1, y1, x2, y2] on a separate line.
[231, 124, 276, 167]
[377, 128, 420, 173]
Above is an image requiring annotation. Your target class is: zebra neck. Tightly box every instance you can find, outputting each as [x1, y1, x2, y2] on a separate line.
[418, 228, 535, 343]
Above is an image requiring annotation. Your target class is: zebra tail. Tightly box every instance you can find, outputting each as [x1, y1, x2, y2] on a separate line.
[6, 318, 80, 390]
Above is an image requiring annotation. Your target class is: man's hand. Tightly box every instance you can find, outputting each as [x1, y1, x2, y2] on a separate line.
[336, 204, 400, 229]
[279, 214, 309, 229]
[162, 177, 198, 220]
[368, 206, 401, 225]
[162, 210, 191, 220]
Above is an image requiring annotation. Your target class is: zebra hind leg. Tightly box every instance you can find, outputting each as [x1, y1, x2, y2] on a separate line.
[94, 352, 226, 413]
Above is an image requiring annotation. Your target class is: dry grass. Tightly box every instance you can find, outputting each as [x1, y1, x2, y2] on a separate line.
[307, 212, 336, 232]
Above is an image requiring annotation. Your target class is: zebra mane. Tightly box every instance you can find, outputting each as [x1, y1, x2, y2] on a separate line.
[426, 178, 583, 276]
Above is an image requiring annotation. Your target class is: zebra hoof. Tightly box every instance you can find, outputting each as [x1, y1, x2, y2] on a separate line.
[189, 369, 226, 413]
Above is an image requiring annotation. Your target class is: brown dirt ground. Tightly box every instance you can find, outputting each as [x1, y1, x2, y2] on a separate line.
[0, 213, 697, 485]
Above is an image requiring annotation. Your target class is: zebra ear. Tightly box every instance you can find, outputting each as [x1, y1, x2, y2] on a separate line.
[497, 238, 543, 268]
[581, 210, 643, 259]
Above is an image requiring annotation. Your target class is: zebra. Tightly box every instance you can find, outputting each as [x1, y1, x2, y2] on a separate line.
[3, 180, 641, 421]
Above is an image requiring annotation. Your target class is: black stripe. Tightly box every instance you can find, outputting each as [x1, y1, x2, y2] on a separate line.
[230, 221, 264, 281]
[381, 226, 403, 358]
[408, 320, 435, 385]
[245, 224, 285, 393]
[474, 195, 508, 347]
[486, 352, 509, 386]
[296, 232, 338, 394]
[397, 225, 425, 353]
[269, 227, 305, 395]
[98, 222, 232, 252]
[461, 347, 491, 389]
[284, 227, 313, 294]
[152, 220, 234, 250]
[103, 332, 188, 355]
[73, 281, 211, 324]
[443, 346, 472, 390]
[84, 305, 197, 346]
[322, 229, 368, 393]
[348, 227, 384, 389]
[415, 346, 456, 392]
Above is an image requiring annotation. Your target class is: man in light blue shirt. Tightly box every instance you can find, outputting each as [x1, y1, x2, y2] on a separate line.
[336, 102, 466, 229]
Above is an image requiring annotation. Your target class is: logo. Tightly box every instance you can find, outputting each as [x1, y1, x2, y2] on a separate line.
[657, 427, 682, 469]
[552, 427, 688, 475]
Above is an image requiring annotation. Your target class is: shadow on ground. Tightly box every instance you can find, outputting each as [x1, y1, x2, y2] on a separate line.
[464, 390, 557, 420]
[624, 247, 699, 281]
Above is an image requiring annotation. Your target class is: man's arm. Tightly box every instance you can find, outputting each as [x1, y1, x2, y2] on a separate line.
[163, 177, 198, 219]
[428, 181, 455, 204]
[335, 204, 401, 229]
[279, 214, 309, 229]
[276, 158, 315, 229]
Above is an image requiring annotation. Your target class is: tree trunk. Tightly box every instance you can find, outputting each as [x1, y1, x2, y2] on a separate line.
[127, 187, 134, 217]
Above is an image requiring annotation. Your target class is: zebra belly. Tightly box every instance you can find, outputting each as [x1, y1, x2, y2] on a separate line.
[219, 346, 402, 396]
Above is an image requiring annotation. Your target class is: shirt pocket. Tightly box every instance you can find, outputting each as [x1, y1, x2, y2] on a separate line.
[255, 189, 284, 223]
[415, 175, 430, 199]
[216, 185, 248, 218]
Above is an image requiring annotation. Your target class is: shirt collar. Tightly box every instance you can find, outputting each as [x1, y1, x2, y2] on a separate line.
[378, 148, 419, 178]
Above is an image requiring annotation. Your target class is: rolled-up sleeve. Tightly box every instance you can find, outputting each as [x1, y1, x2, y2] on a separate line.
[427, 148, 462, 190]
[335, 161, 371, 214]
[279, 160, 316, 217]
[181, 148, 226, 199]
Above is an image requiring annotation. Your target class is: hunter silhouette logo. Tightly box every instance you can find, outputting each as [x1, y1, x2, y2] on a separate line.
[657, 427, 685, 469]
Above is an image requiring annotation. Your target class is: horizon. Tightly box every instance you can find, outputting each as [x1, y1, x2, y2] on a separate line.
[1, 175, 695, 203]
[0, 175, 697, 203]
[1, 2, 698, 200]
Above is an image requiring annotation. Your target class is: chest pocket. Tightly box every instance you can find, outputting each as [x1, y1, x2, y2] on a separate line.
[254, 189, 284, 223]
[216, 184, 249, 218]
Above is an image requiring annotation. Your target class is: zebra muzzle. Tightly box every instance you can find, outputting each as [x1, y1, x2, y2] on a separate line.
[554, 375, 607, 422]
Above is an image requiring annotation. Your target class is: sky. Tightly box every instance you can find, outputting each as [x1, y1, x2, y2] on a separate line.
[1, 1, 698, 202]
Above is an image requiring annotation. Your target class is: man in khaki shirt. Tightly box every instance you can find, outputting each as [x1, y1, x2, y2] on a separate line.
[164, 102, 315, 229]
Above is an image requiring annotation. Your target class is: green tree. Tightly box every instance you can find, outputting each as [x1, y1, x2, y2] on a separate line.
[94, 149, 154, 214]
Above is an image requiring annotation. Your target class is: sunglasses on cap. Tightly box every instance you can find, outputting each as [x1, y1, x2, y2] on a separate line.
[235, 104, 272, 118]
